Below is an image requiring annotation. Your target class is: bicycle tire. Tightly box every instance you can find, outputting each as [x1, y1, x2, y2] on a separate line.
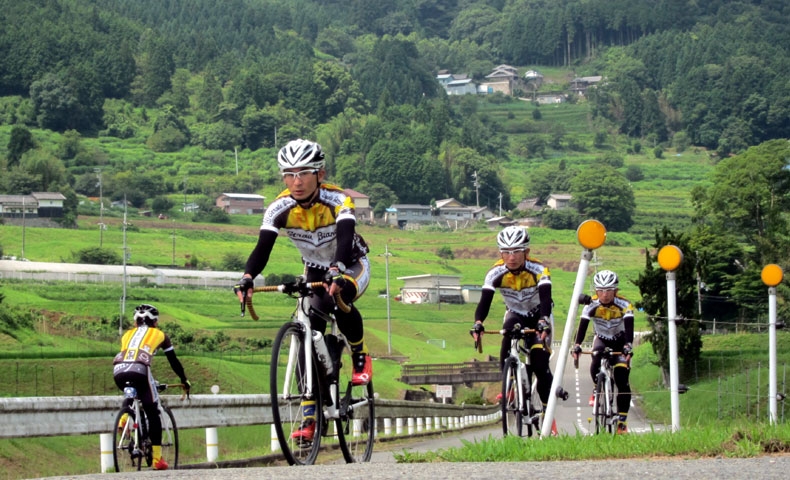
[593, 372, 607, 435]
[604, 372, 615, 435]
[270, 322, 324, 465]
[523, 373, 542, 438]
[113, 406, 140, 472]
[333, 333, 375, 463]
[501, 357, 523, 437]
[160, 405, 179, 469]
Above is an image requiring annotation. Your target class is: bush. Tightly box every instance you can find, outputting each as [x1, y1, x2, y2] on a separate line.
[147, 127, 188, 152]
[654, 146, 664, 159]
[437, 245, 454, 260]
[625, 165, 645, 182]
[74, 247, 121, 265]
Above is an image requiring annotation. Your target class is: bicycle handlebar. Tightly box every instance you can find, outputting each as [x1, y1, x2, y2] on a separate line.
[156, 382, 191, 400]
[469, 326, 538, 353]
[572, 349, 627, 369]
[243, 277, 351, 321]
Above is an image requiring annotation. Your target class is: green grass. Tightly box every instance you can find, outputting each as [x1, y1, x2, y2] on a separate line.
[394, 422, 790, 463]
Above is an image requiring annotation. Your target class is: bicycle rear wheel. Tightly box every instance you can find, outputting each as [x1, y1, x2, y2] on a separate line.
[501, 358, 523, 437]
[334, 336, 375, 463]
[113, 406, 141, 472]
[159, 405, 179, 469]
[270, 322, 324, 465]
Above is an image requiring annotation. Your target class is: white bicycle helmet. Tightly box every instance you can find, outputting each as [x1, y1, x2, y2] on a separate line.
[593, 270, 619, 290]
[277, 139, 325, 171]
[497, 226, 530, 250]
[134, 304, 159, 327]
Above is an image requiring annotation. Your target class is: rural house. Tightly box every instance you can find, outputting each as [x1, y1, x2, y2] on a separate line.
[215, 193, 265, 215]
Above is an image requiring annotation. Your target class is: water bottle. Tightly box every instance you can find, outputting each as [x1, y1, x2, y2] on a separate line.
[312, 331, 334, 375]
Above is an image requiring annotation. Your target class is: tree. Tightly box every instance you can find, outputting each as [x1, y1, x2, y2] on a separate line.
[6, 126, 35, 167]
[570, 165, 635, 232]
[633, 227, 702, 384]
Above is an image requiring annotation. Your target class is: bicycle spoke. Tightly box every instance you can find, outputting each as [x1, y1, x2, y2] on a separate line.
[112, 407, 139, 472]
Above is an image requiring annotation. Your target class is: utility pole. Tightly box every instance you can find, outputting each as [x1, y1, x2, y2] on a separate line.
[472, 171, 480, 207]
[183, 176, 188, 213]
[234, 147, 239, 176]
[21, 196, 26, 259]
[96, 168, 104, 247]
[498, 192, 503, 216]
[382, 245, 393, 355]
[171, 220, 176, 267]
[120, 197, 128, 336]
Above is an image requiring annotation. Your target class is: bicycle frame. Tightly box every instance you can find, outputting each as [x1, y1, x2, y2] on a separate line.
[279, 295, 371, 422]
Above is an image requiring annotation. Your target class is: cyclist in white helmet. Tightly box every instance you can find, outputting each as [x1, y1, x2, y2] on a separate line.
[572, 269, 635, 434]
[234, 138, 371, 443]
[113, 304, 190, 470]
[472, 225, 557, 435]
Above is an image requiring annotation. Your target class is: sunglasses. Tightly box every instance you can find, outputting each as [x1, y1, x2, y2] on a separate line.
[281, 169, 319, 180]
[500, 249, 526, 256]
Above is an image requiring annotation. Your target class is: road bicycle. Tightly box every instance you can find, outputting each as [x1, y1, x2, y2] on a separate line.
[574, 347, 626, 435]
[473, 324, 567, 437]
[240, 276, 375, 465]
[113, 382, 186, 472]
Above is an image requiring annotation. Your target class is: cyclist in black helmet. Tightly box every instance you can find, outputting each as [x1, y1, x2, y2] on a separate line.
[572, 269, 635, 434]
[471, 225, 557, 435]
[112, 304, 190, 470]
[234, 138, 371, 443]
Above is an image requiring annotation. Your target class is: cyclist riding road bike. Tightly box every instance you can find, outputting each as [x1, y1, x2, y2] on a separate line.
[235, 138, 372, 443]
[572, 270, 635, 434]
[472, 225, 557, 435]
[112, 304, 190, 470]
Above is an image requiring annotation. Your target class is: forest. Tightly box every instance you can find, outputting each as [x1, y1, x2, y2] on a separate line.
[1, 1, 790, 265]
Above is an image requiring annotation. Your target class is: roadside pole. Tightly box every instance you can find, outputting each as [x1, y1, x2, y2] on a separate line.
[658, 245, 683, 432]
[541, 220, 606, 438]
[761, 264, 784, 425]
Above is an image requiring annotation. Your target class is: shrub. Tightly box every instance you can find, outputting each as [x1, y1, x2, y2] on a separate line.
[625, 165, 645, 182]
[74, 247, 121, 265]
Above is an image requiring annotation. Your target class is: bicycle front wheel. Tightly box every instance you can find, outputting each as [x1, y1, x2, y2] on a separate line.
[335, 343, 375, 463]
[159, 405, 179, 469]
[593, 372, 611, 435]
[113, 406, 140, 472]
[270, 322, 324, 465]
[501, 358, 523, 437]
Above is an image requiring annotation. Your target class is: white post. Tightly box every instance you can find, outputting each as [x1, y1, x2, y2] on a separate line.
[100, 433, 114, 473]
[666, 270, 681, 432]
[270, 424, 280, 452]
[396, 418, 404, 435]
[434, 416, 440, 430]
[384, 418, 392, 435]
[541, 249, 593, 438]
[416, 417, 423, 433]
[425, 417, 432, 431]
[769, 286, 778, 424]
[407, 417, 415, 435]
[206, 427, 218, 462]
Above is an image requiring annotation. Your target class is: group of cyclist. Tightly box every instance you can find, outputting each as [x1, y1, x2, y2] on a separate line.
[111, 138, 635, 469]
[474, 224, 635, 435]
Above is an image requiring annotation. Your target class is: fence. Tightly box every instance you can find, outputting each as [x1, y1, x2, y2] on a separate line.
[0, 394, 501, 472]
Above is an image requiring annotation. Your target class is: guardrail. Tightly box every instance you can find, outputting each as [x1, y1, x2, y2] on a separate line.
[0, 394, 500, 471]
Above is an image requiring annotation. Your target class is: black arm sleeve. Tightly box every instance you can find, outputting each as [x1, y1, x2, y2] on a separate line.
[244, 229, 279, 278]
[539, 281, 552, 318]
[333, 218, 355, 266]
[624, 314, 634, 344]
[165, 349, 187, 383]
[574, 317, 590, 345]
[474, 289, 496, 322]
